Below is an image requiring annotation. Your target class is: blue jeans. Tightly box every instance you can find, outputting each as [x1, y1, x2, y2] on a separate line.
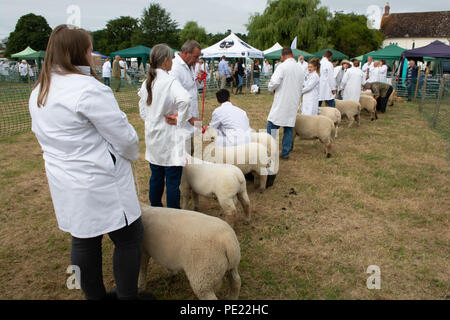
[267, 121, 293, 158]
[149, 164, 183, 209]
[319, 99, 335, 107]
[103, 77, 110, 87]
[253, 77, 260, 86]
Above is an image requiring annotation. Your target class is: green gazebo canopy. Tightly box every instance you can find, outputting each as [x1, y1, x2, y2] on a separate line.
[363, 44, 405, 62]
[265, 48, 313, 60]
[11, 46, 37, 59]
[21, 50, 46, 60]
[110, 45, 152, 63]
[312, 48, 349, 60]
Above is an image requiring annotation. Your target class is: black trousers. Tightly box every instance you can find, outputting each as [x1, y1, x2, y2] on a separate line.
[376, 86, 393, 113]
[71, 217, 144, 300]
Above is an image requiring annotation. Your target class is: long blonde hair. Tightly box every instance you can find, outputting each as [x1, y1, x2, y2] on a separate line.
[146, 44, 173, 105]
[34, 25, 97, 107]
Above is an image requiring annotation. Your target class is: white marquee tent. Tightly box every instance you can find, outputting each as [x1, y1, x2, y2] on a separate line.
[201, 33, 264, 59]
[263, 42, 283, 55]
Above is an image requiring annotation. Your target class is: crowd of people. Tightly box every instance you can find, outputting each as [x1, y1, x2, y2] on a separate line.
[28, 23, 424, 300]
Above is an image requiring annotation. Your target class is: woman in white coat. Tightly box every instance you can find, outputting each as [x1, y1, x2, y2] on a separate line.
[340, 60, 366, 101]
[138, 44, 192, 209]
[301, 58, 320, 115]
[29, 25, 143, 300]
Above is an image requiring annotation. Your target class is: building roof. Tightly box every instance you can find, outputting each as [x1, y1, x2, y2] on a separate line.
[381, 10, 450, 38]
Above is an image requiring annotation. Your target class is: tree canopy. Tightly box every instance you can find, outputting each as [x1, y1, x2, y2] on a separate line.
[180, 21, 209, 48]
[5, 13, 52, 57]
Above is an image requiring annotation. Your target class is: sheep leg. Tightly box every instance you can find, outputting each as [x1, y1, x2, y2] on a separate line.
[180, 181, 191, 210]
[226, 268, 241, 300]
[347, 116, 354, 128]
[192, 191, 200, 211]
[138, 250, 150, 292]
[237, 190, 251, 224]
[217, 196, 237, 227]
[258, 173, 267, 193]
[335, 125, 339, 138]
[356, 114, 360, 127]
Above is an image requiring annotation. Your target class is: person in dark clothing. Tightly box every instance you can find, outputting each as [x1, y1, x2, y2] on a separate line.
[364, 82, 393, 113]
[234, 59, 245, 95]
[405, 60, 419, 101]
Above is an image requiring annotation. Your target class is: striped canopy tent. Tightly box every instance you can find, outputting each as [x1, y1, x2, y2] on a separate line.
[11, 46, 37, 59]
[265, 48, 313, 61]
[312, 48, 349, 61]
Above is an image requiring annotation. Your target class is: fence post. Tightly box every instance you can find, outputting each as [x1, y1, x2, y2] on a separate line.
[432, 77, 445, 128]
[414, 67, 421, 100]
[419, 68, 429, 112]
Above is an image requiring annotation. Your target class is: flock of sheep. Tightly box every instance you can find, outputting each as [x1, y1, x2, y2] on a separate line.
[137, 91, 390, 300]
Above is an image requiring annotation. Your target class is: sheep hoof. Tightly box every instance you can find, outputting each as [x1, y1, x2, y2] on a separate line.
[326, 153, 332, 158]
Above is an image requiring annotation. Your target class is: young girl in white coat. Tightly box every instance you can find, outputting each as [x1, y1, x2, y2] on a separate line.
[301, 58, 321, 115]
[29, 25, 143, 300]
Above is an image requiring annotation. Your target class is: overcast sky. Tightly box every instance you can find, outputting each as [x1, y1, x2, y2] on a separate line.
[1, 0, 449, 41]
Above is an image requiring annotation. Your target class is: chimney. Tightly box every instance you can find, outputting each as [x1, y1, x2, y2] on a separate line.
[384, 2, 390, 16]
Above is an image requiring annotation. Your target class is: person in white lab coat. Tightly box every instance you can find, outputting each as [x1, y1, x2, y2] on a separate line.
[301, 58, 320, 115]
[368, 60, 380, 83]
[334, 60, 351, 99]
[362, 56, 373, 80]
[102, 57, 112, 87]
[28, 25, 143, 300]
[297, 55, 308, 75]
[209, 89, 251, 147]
[138, 44, 192, 209]
[379, 59, 388, 83]
[340, 60, 366, 102]
[19, 60, 29, 82]
[318, 50, 336, 107]
[267, 47, 305, 160]
[169, 40, 204, 152]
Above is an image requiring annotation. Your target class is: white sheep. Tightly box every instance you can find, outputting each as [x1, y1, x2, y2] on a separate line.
[359, 95, 378, 120]
[293, 114, 336, 158]
[318, 107, 342, 138]
[330, 99, 361, 128]
[203, 142, 270, 193]
[180, 155, 251, 227]
[138, 203, 241, 300]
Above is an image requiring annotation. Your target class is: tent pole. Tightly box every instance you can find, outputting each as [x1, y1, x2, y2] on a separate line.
[413, 67, 421, 100]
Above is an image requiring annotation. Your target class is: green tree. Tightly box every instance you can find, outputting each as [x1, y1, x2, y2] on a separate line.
[180, 21, 208, 48]
[328, 12, 384, 58]
[135, 3, 179, 49]
[5, 13, 52, 57]
[247, 0, 330, 52]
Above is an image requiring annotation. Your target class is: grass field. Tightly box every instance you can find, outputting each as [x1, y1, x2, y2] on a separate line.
[0, 88, 448, 300]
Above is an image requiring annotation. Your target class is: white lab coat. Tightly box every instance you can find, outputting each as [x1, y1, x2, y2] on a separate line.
[102, 61, 112, 78]
[119, 60, 125, 78]
[340, 67, 365, 101]
[29, 67, 141, 238]
[301, 71, 320, 115]
[379, 65, 388, 83]
[298, 60, 308, 75]
[170, 53, 204, 135]
[267, 57, 304, 127]
[334, 66, 346, 91]
[318, 57, 336, 101]
[368, 66, 380, 83]
[19, 63, 28, 76]
[138, 69, 192, 167]
[362, 61, 373, 79]
[209, 101, 251, 147]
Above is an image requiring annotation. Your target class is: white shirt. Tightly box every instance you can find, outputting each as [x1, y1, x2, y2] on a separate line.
[138, 69, 192, 167]
[319, 57, 336, 101]
[29, 67, 141, 238]
[263, 62, 272, 75]
[298, 60, 308, 74]
[102, 61, 112, 78]
[334, 66, 346, 91]
[362, 61, 373, 79]
[340, 67, 365, 101]
[368, 66, 380, 83]
[19, 63, 28, 76]
[209, 101, 251, 147]
[119, 60, 125, 78]
[301, 71, 320, 115]
[170, 53, 204, 135]
[267, 57, 305, 127]
[379, 65, 388, 83]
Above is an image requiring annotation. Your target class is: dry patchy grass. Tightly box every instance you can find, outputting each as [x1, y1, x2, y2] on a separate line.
[0, 89, 448, 300]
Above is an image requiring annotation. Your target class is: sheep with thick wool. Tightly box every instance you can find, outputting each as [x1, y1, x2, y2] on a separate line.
[180, 155, 251, 227]
[293, 114, 336, 158]
[318, 107, 342, 138]
[329, 99, 361, 128]
[203, 142, 270, 193]
[138, 203, 241, 300]
[359, 95, 378, 120]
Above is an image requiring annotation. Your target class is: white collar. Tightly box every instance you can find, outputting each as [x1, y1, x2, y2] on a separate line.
[220, 101, 233, 108]
[76, 66, 91, 75]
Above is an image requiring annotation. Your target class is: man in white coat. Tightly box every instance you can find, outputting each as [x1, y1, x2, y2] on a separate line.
[267, 47, 304, 160]
[368, 60, 380, 83]
[318, 50, 336, 107]
[334, 60, 350, 99]
[340, 60, 366, 102]
[362, 56, 373, 80]
[209, 89, 251, 147]
[102, 57, 112, 87]
[170, 40, 205, 153]
[297, 55, 308, 75]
